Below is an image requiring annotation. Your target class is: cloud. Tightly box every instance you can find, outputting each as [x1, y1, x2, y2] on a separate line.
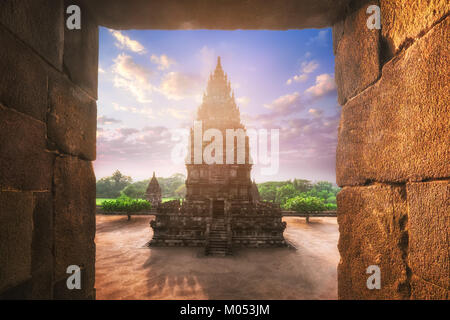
[286, 60, 319, 85]
[112, 103, 154, 119]
[112, 54, 153, 103]
[286, 74, 308, 85]
[305, 74, 336, 99]
[159, 71, 203, 100]
[237, 96, 250, 107]
[109, 30, 146, 54]
[308, 108, 323, 117]
[307, 30, 330, 46]
[264, 92, 301, 114]
[96, 126, 175, 163]
[97, 116, 122, 125]
[98, 66, 106, 74]
[157, 107, 192, 121]
[150, 54, 175, 70]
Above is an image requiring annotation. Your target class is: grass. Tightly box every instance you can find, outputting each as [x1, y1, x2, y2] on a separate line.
[96, 197, 178, 205]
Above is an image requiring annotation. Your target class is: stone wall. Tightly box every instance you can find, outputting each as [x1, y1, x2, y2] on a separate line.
[0, 0, 97, 299]
[1, 0, 448, 300]
[334, 0, 449, 299]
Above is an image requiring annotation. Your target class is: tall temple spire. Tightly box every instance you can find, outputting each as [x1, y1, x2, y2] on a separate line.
[197, 56, 242, 126]
[217, 56, 222, 69]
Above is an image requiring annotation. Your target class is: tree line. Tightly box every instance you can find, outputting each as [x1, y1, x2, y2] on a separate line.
[96, 171, 339, 211]
[258, 179, 339, 211]
[96, 170, 186, 199]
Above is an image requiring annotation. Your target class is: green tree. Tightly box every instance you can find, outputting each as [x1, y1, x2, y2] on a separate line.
[293, 179, 313, 193]
[276, 184, 301, 205]
[284, 195, 326, 212]
[174, 184, 186, 198]
[96, 170, 132, 198]
[258, 184, 277, 202]
[102, 195, 152, 221]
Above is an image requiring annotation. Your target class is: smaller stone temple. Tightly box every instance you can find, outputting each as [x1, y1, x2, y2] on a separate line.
[145, 172, 162, 207]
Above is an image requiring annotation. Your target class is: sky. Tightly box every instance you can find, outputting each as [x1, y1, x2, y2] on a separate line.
[95, 27, 340, 183]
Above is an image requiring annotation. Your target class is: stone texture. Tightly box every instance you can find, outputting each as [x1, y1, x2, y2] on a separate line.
[0, 105, 54, 191]
[31, 192, 54, 299]
[48, 72, 97, 161]
[0, 191, 34, 294]
[407, 180, 449, 290]
[0, 25, 48, 122]
[82, 0, 351, 30]
[410, 275, 449, 300]
[381, 0, 450, 55]
[0, 0, 64, 70]
[63, 0, 99, 99]
[333, 0, 381, 105]
[53, 156, 96, 299]
[337, 184, 409, 299]
[337, 17, 450, 186]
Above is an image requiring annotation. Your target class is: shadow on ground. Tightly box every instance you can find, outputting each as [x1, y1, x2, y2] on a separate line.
[95, 215, 339, 299]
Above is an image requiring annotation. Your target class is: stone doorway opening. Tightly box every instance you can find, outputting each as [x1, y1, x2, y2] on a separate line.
[1, 0, 446, 300]
[94, 26, 341, 299]
[212, 201, 225, 218]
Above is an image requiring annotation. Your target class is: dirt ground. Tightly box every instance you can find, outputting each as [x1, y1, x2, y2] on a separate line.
[95, 215, 339, 300]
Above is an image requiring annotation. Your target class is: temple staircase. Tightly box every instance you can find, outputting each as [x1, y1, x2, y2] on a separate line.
[205, 201, 232, 256]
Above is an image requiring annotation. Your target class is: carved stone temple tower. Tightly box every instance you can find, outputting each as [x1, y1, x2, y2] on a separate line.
[145, 172, 162, 207]
[150, 57, 286, 255]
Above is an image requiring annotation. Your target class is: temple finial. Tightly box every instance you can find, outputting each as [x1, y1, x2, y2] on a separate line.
[152, 171, 156, 178]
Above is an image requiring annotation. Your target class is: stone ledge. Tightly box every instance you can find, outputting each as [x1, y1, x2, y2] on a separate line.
[82, 0, 351, 30]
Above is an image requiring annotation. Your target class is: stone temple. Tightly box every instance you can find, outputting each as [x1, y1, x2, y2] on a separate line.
[145, 172, 162, 207]
[150, 57, 286, 255]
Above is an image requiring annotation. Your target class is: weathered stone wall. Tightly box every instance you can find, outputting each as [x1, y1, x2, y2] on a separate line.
[334, 0, 449, 299]
[1, 0, 447, 300]
[0, 0, 98, 299]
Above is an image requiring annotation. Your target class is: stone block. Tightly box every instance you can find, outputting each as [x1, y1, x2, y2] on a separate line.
[407, 180, 449, 290]
[0, 105, 54, 191]
[0, 26, 48, 122]
[48, 72, 97, 161]
[337, 17, 450, 186]
[410, 275, 448, 300]
[337, 184, 409, 299]
[63, 0, 99, 99]
[0, 0, 64, 70]
[333, 0, 381, 105]
[31, 192, 54, 299]
[53, 155, 95, 298]
[381, 0, 449, 55]
[0, 191, 34, 293]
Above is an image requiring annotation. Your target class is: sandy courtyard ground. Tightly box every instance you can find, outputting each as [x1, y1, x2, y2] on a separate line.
[95, 215, 339, 300]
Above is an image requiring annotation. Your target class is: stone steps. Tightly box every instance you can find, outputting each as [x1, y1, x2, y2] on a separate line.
[205, 217, 231, 256]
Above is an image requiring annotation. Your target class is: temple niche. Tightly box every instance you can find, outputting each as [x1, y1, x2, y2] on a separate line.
[150, 57, 286, 255]
[145, 172, 162, 207]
